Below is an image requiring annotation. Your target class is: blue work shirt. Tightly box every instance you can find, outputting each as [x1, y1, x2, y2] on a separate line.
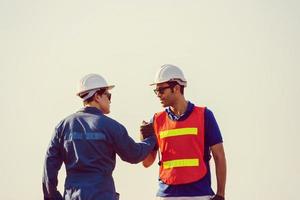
[156, 102, 223, 197]
[43, 106, 156, 200]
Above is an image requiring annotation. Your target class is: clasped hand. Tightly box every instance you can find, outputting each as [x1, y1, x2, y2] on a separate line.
[139, 121, 154, 140]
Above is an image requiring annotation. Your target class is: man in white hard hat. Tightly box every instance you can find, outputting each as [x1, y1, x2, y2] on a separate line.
[142, 65, 227, 200]
[43, 74, 156, 200]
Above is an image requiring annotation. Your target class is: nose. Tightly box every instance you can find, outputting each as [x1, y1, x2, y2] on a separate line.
[156, 92, 162, 98]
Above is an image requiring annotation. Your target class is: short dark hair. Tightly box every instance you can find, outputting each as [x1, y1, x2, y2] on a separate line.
[168, 81, 184, 94]
[83, 88, 106, 104]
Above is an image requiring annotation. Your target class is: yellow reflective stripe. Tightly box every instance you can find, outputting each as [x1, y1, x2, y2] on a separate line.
[159, 128, 197, 139]
[163, 159, 199, 169]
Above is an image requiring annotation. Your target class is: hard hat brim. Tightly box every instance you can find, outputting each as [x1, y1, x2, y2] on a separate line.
[149, 80, 187, 87]
[77, 85, 115, 96]
[106, 85, 115, 90]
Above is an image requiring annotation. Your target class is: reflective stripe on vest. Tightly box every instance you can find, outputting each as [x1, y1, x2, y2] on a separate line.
[159, 128, 198, 139]
[163, 158, 199, 169]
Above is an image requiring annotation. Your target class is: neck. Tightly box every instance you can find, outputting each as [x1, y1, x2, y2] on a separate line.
[170, 97, 188, 116]
[85, 101, 102, 111]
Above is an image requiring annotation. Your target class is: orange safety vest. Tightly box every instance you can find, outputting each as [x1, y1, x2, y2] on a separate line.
[153, 106, 207, 185]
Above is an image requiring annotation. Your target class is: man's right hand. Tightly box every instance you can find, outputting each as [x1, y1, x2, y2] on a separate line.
[140, 121, 154, 140]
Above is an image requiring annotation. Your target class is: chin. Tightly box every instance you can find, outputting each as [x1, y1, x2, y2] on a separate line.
[161, 103, 169, 108]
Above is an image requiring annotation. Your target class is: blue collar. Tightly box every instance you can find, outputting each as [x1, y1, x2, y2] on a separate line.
[78, 106, 103, 115]
[166, 101, 194, 121]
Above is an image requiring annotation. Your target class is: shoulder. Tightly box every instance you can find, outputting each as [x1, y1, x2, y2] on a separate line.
[202, 107, 218, 125]
[56, 111, 84, 129]
[202, 107, 223, 145]
[53, 112, 79, 136]
[185, 104, 216, 120]
[192, 105, 213, 118]
[103, 115, 123, 126]
[153, 110, 167, 122]
[101, 115, 127, 133]
[154, 110, 166, 116]
[204, 107, 214, 118]
[55, 111, 78, 129]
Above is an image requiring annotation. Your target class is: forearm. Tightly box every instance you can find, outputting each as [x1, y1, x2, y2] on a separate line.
[117, 136, 156, 164]
[43, 155, 63, 195]
[211, 143, 227, 197]
[43, 137, 63, 198]
[214, 151, 227, 196]
[142, 150, 157, 167]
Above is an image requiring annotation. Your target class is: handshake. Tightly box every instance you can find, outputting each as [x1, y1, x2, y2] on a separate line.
[139, 121, 158, 150]
[139, 121, 155, 140]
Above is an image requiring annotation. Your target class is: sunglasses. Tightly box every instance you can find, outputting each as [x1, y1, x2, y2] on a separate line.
[153, 86, 172, 95]
[103, 92, 112, 101]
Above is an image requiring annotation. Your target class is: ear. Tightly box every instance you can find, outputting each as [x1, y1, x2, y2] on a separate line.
[174, 84, 181, 93]
[94, 93, 102, 103]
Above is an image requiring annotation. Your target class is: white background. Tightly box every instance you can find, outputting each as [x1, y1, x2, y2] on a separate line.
[0, 1, 299, 199]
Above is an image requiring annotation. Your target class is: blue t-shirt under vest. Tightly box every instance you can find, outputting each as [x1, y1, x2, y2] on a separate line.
[155, 102, 223, 197]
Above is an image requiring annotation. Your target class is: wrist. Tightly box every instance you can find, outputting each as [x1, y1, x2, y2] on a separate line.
[216, 190, 225, 198]
[212, 194, 224, 200]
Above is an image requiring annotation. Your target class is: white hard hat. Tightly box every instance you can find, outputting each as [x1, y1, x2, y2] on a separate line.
[150, 64, 187, 87]
[77, 74, 114, 98]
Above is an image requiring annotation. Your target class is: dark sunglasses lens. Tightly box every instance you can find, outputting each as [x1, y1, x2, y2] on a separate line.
[107, 93, 111, 101]
[154, 86, 170, 95]
[154, 89, 161, 95]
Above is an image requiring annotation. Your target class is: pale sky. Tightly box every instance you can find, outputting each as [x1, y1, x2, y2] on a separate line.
[0, 1, 299, 199]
